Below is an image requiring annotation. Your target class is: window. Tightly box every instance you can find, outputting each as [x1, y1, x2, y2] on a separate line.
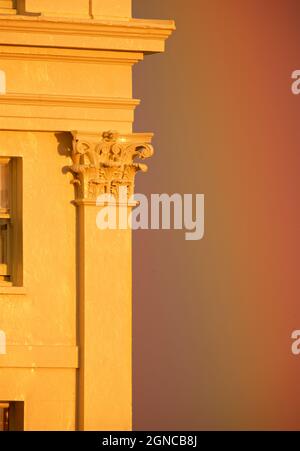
[0, 158, 11, 284]
[0, 402, 24, 431]
[0, 158, 22, 287]
[0, 403, 9, 431]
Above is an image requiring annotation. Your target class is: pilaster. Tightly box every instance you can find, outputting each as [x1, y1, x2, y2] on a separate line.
[71, 130, 153, 430]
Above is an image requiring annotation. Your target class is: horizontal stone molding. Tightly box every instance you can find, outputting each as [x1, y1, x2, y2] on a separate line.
[0, 93, 140, 109]
[0, 46, 143, 65]
[0, 16, 175, 52]
[0, 345, 79, 368]
[0, 94, 139, 131]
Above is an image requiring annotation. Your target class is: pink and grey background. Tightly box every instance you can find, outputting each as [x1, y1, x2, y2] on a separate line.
[132, 0, 300, 430]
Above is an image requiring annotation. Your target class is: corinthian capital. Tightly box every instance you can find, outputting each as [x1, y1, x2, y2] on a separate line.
[69, 131, 154, 202]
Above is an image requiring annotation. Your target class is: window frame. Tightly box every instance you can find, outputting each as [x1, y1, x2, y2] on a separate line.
[0, 157, 23, 287]
[0, 401, 24, 431]
[0, 157, 12, 285]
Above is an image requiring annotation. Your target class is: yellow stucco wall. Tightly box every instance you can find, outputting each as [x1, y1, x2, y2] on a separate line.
[23, 0, 131, 19]
[0, 45, 139, 133]
[0, 369, 76, 430]
[0, 131, 77, 431]
[0, 131, 76, 344]
[0, 55, 133, 98]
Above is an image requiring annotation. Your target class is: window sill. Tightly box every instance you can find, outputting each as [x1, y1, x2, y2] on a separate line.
[0, 286, 26, 295]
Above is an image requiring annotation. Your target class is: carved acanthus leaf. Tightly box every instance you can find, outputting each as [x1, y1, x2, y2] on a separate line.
[69, 130, 154, 201]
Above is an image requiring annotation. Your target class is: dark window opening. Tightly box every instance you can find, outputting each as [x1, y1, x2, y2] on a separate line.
[0, 402, 24, 431]
[0, 157, 23, 287]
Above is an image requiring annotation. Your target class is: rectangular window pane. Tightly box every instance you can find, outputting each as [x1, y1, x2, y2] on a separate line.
[0, 157, 22, 286]
[0, 161, 9, 211]
[0, 220, 8, 265]
[0, 159, 11, 283]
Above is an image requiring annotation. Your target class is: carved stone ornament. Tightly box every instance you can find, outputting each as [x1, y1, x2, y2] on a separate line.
[70, 131, 154, 202]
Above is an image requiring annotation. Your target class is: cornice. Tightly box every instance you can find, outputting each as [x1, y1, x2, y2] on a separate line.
[0, 94, 139, 131]
[0, 46, 144, 65]
[0, 16, 175, 53]
[0, 93, 140, 109]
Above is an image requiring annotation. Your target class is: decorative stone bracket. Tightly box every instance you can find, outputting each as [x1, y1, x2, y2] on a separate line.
[70, 130, 154, 202]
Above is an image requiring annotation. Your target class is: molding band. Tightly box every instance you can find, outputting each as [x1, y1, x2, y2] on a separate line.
[0, 345, 79, 368]
[0, 16, 175, 52]
[0, 93, 140, 109]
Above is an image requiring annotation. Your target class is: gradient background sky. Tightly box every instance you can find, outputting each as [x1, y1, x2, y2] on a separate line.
[132, 0, 300, 431]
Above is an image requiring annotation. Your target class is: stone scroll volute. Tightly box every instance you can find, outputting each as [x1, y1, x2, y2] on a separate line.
[69, 130, 154, 202]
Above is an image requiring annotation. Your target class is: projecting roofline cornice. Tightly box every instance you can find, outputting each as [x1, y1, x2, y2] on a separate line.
[0, 15, 175, 53]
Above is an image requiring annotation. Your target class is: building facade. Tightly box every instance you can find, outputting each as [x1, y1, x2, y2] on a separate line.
[0, 0, 174, 431]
